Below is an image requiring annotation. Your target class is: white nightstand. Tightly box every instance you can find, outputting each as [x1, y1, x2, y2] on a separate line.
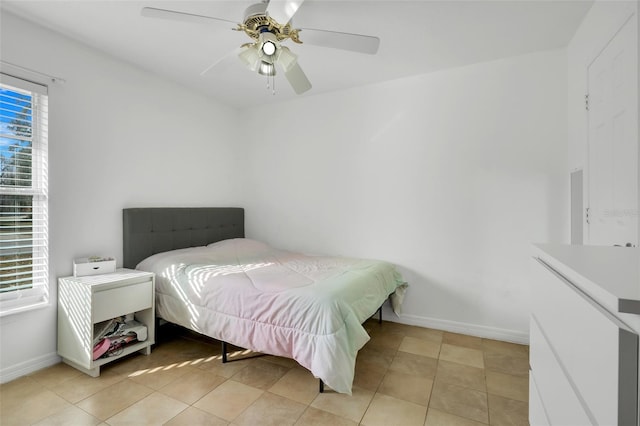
[57, 268, 155, 377]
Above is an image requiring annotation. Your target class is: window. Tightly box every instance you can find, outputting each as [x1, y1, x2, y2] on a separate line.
[0, 73, 48, 316]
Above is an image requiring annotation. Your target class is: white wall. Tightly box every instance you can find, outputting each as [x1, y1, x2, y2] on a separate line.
[240, 49, 568, 342]
[0, 12, 242, 382]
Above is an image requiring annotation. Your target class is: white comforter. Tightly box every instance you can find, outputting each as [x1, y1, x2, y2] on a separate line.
[137, 238, 406, 394]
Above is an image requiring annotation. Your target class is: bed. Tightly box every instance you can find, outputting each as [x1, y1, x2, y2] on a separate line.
[123, 207, 406, 394]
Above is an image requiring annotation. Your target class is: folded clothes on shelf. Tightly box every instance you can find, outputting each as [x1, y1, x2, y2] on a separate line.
[92, 318, 148, 360]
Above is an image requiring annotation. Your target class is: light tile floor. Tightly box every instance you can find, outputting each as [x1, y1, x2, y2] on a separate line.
[0, 320, 529, 425]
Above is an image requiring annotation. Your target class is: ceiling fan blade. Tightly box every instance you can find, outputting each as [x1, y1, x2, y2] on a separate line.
[265, 0, 305, 25]
[298, 28, 380, 54]
[141, 7, 237, 26]
[284, 62, 312, 94]
[201, 48, 242, 76]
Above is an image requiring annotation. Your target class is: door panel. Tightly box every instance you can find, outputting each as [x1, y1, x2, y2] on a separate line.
[587, 13, 638, 246]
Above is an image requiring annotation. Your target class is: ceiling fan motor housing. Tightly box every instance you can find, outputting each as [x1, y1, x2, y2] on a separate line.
[243, 2, 273, 35]
[241, 1, 300, 43]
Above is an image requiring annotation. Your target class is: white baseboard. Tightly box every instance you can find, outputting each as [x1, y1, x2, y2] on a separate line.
[383, 309, 529, 345]
[0, 352, 61, 384]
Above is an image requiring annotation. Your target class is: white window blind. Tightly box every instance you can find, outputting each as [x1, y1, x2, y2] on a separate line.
[0, 73, 48, 316]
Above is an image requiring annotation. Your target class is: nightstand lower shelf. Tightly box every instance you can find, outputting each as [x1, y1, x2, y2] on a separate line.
[61, 341, 152, 377]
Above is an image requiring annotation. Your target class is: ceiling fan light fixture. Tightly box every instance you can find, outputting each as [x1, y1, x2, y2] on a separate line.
[258, 32, 279, 58]
[238, 45, 260, 71]
[262, 40, 277, 56]
[276, 46, 297, 72]
[258, 61, 276, 76]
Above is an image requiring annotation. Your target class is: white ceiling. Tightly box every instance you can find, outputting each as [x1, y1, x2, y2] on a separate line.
[1, 0, 593, 109]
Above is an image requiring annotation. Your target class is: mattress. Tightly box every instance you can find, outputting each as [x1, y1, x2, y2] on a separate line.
[137, 238, 407, 394]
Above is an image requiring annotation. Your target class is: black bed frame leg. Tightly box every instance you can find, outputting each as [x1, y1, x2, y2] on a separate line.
[378, 306, 382, 324]
[221, 341, 228, 363]
[319, 379, 324, 393]
[155, 317, 161, 341]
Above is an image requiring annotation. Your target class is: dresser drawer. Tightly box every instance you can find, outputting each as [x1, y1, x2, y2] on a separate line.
[93, 280, 153, 322]
[529, 371, 549, 426]
[531, 258, 638, 426]
[529, 318, 591, 425]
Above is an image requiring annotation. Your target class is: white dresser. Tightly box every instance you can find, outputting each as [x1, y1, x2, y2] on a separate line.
[530, 244, 640, 425]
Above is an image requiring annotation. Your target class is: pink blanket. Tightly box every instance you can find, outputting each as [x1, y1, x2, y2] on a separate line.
[137, 238, 406, 394]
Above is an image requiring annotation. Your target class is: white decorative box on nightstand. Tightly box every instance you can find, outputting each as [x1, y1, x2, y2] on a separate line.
[73, 256, 116, 277]
[57, 268, 155, 377]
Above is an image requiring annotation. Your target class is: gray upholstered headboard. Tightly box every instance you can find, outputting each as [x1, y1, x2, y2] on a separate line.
[123, 207, 245, 269]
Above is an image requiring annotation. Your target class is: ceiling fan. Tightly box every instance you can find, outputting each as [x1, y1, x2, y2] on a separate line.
[141, 0, 380, 95]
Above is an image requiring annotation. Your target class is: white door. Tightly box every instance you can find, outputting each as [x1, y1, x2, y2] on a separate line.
[587, 13, 638, 247]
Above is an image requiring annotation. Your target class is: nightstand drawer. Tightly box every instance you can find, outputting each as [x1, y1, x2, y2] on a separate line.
[93, 280, 153, 322]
